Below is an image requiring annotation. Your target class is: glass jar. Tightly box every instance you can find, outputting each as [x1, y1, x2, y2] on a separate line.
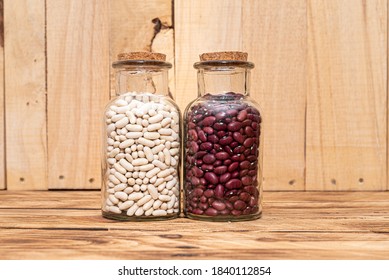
[184, 52, 263, 221]
[102, 52, 180, 220]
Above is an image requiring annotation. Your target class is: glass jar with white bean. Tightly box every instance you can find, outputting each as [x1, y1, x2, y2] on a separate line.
[102, 52, 180, 220]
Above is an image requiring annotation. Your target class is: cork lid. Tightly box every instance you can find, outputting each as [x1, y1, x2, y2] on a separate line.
[194, 51, 254, 69]
[200, 51, 248, 62]
[113, 52, 171, 69]
[117, 52, 166, 62]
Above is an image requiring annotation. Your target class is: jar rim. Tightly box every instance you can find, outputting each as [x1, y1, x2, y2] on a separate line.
[112, 60, 172, 69]
[193, 60, 254, 69]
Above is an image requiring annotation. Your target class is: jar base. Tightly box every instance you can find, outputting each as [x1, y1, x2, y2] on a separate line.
[185, 211, 262, 222]
[102, 211, 179, 221]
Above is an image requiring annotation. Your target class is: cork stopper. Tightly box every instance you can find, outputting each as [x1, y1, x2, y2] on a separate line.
[200, 51, 248, 62]
[117, 52, 166, 62]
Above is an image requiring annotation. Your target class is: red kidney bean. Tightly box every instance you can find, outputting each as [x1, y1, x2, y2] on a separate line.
[202, 116, 216, 126]
[214, 122, 227, 131]
[204, 172, 218, 184]
[216, 131, 225, 139]
[233, 145, 245, 154]
[192, 166, 204, 177]
[204, 208, 218, 216]
[215, 151, 229, 160]
[226, 109, 238, 116]
[208, 135, 219, 143]
[225, 201, 233, 210]
[198, 130, 207, 142]
[203, 154, 216, 164]
[230, 141, 239, 149]
[220, 173, 231, 184]
[237, 110, 247, 121]
[219, 136, 233, 146]
[215, 184, 224, 198]
[191, 177, 200, 186]
[231, 210, 242, 216]
[204, 189, 214, 198]
[228, 122, 242, 131]
[219, 209, 231, 215]
[243, 149, 251, 156]
[243, 137, 254, 147]
[192, 188, 203, 197]
[232, 132, 245, 144]
[215, 111, 227, 120]
[244, 126, 255, 137]
[242, 176, 253, 185]
[229, 195, 239, 203]
[231, 154, 245, 162]
[188, 129, 198, 141]
[212, 201, 226, 211]
[198, 202, 208, 210]
[200, 142, 213, 151]
[203, 127, 214, 134]
[223, 159, 232, 165]
[228, 162, 239, 172]
[225, 179, 242, 189]
[201, 164, 214, 171]
[192, 208, 204, 215]
[214, 166, 227, 175]
[199, 196, 208, 203]
[239, 192, 251, 202]
[231, 171, 239, 178]
[233, 200, 246, 211]
[239, 169, 249, 177]
[247, 155, 257, 162]
[214, 160, 222, 166]
[224, 146, 234, 156]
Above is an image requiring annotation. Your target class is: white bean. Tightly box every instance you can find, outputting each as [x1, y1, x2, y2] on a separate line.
[114, 172, 127, 183]
[109, 206, 121, 214]
[144, 147, 154, 161]
[137, 195, 152, 206]
[126, 132, 143, 139]
[138, 137, 155, 148]
[139, 164, 154, 172]
[144, 132, 160, 140]
[114, 163, 127, 174]
[115, 191, 128, 201]
[147, 123, 161, 132]
[132, 158, 148, 166]
[127, 204, 139, 216]
[127, 192, 144, 201]
[115, 117, 129, 128]
[147, 184, 159, 200]
[146, 167, 160, 179]
[119, 200, 134, 210]
[126, 124, 143, 132]
[148, 113, 163, 124]
[119, 139, 135, 149]
[152, 210, 167, 216]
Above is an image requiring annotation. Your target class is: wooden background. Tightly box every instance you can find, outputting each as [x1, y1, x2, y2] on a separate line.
[0, 0, 387, 191]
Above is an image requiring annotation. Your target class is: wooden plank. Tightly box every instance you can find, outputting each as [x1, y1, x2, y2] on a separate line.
[0, 191, 388, 259]
[109, 0, 174, 97]
[0, 0, 4, 189]
[1, 229, 389, 259]
[307, 0, 387, 190]
[174, 0, 243, 111]
[4, 0, 47, 190]
[242, 0, 306, 191]
[47, 0, 110, 189]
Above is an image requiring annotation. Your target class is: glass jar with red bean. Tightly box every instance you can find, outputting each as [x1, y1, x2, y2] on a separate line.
[183, 51, 263, 221]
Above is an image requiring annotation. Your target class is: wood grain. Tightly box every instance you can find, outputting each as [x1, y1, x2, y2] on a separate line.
[174, 0, 243, 111]
[0, 191, 388, 259]
[0, 0, 4, 189]
[47, 0, 110, 189]
[4, 0, 47, 190]
[242, 0, 306, 191]
[109, 0, 174, 97]
[306, 0, 387, 190]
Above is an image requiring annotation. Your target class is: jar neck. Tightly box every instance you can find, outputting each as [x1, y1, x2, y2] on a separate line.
[197, 67, 251, 97]
[115, 68, 169, 96]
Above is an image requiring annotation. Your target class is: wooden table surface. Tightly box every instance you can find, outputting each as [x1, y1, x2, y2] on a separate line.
[0, 191, 388, 259]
